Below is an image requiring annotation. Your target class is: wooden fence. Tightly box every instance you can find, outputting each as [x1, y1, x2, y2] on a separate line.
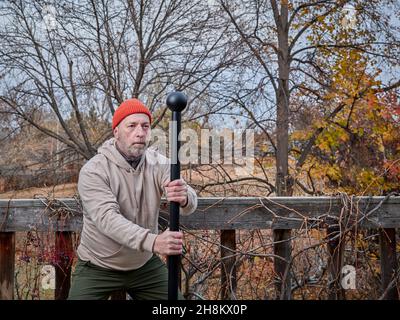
[0, 196, 399, 300]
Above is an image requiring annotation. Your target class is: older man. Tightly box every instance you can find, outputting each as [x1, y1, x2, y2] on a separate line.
[68, 98, 197, 300]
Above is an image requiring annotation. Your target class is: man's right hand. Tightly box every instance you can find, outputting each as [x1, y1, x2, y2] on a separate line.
[153, 229, 183, 256]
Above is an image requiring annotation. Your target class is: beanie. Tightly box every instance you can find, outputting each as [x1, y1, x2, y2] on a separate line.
[112, 98, 152, 130]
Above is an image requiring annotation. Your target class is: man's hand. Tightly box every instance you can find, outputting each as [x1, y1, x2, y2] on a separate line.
[153, 229, 183, 256]
[164, 179, 188, 207]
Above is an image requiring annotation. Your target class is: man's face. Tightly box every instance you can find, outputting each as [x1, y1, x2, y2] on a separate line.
[113, 113, 151, 158]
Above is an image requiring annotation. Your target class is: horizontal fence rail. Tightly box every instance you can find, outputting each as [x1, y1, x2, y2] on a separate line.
[1, 196, 400, 231]
[0, 196, 399, 300]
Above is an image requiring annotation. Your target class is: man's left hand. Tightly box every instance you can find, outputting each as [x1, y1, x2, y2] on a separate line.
[164, 179, 188, 207]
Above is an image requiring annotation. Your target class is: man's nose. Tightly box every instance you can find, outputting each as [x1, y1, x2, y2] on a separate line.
[134, 126, 146, 137]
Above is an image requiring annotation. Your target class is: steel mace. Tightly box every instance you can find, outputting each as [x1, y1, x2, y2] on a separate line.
[166, 91, 187, 300]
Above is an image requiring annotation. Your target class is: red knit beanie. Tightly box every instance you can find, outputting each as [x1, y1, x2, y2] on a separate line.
[112, 98, 152, 130]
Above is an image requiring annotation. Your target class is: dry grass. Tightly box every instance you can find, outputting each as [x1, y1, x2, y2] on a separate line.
[0, 183, 78, 199]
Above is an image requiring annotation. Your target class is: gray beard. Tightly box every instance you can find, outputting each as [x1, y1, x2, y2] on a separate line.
[116, 141, 146, 168]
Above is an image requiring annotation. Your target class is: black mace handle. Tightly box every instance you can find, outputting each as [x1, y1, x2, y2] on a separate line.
[166, 91, 187, 300]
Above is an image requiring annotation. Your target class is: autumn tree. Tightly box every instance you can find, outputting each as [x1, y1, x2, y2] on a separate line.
[215, 0, 400, 299]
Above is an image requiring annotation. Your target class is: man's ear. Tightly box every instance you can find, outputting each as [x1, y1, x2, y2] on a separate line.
[113, 126, 118, 138]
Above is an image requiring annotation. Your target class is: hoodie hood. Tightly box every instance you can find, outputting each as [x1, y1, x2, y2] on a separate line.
[97, 138, 146, 171]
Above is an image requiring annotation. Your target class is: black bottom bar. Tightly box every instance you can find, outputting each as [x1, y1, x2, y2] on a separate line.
[168, 255, 180, 300]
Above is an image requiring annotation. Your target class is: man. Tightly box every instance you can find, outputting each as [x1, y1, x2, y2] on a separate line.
[68, 98, 197, 300]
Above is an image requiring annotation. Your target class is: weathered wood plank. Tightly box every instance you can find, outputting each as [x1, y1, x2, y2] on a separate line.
[379, 228, 399, 300]
[55, 231, 73, 300]
[327, 226, 345, 300]
[0, 232, 15, 299]
[220, 230, 237, 300]
[0, 198, 83, 232]
[273, 229, 292, 300]
[1, 197, 400, 231]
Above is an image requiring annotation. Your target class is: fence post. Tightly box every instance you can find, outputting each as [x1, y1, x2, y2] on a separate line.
[326, 225, 345, 300]
[379, 228, 398, 299]
[273, 229, 292, 300]
[0, 232, 15, 300]
[55, 231, 73, 300]
[220, 229, 237, 300]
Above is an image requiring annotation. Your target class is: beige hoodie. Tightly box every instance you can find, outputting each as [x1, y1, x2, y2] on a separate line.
[76, 138, 197, 271]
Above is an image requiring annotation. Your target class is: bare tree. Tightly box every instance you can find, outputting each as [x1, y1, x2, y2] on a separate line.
[0, 0, 236, 161]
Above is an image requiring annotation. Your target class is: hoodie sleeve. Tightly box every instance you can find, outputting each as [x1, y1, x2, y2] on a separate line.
[78, 165, 157, 253]
[159, 161, 198, 216]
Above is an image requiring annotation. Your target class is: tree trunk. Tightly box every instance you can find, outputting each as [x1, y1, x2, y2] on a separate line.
[272, 0, 292, 300]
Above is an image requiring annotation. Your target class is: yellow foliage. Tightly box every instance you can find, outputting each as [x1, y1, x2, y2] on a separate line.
[326, 165, 341, 181]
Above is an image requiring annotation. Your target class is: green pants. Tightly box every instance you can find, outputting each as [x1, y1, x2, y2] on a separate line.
[68, 255, 184, 300]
